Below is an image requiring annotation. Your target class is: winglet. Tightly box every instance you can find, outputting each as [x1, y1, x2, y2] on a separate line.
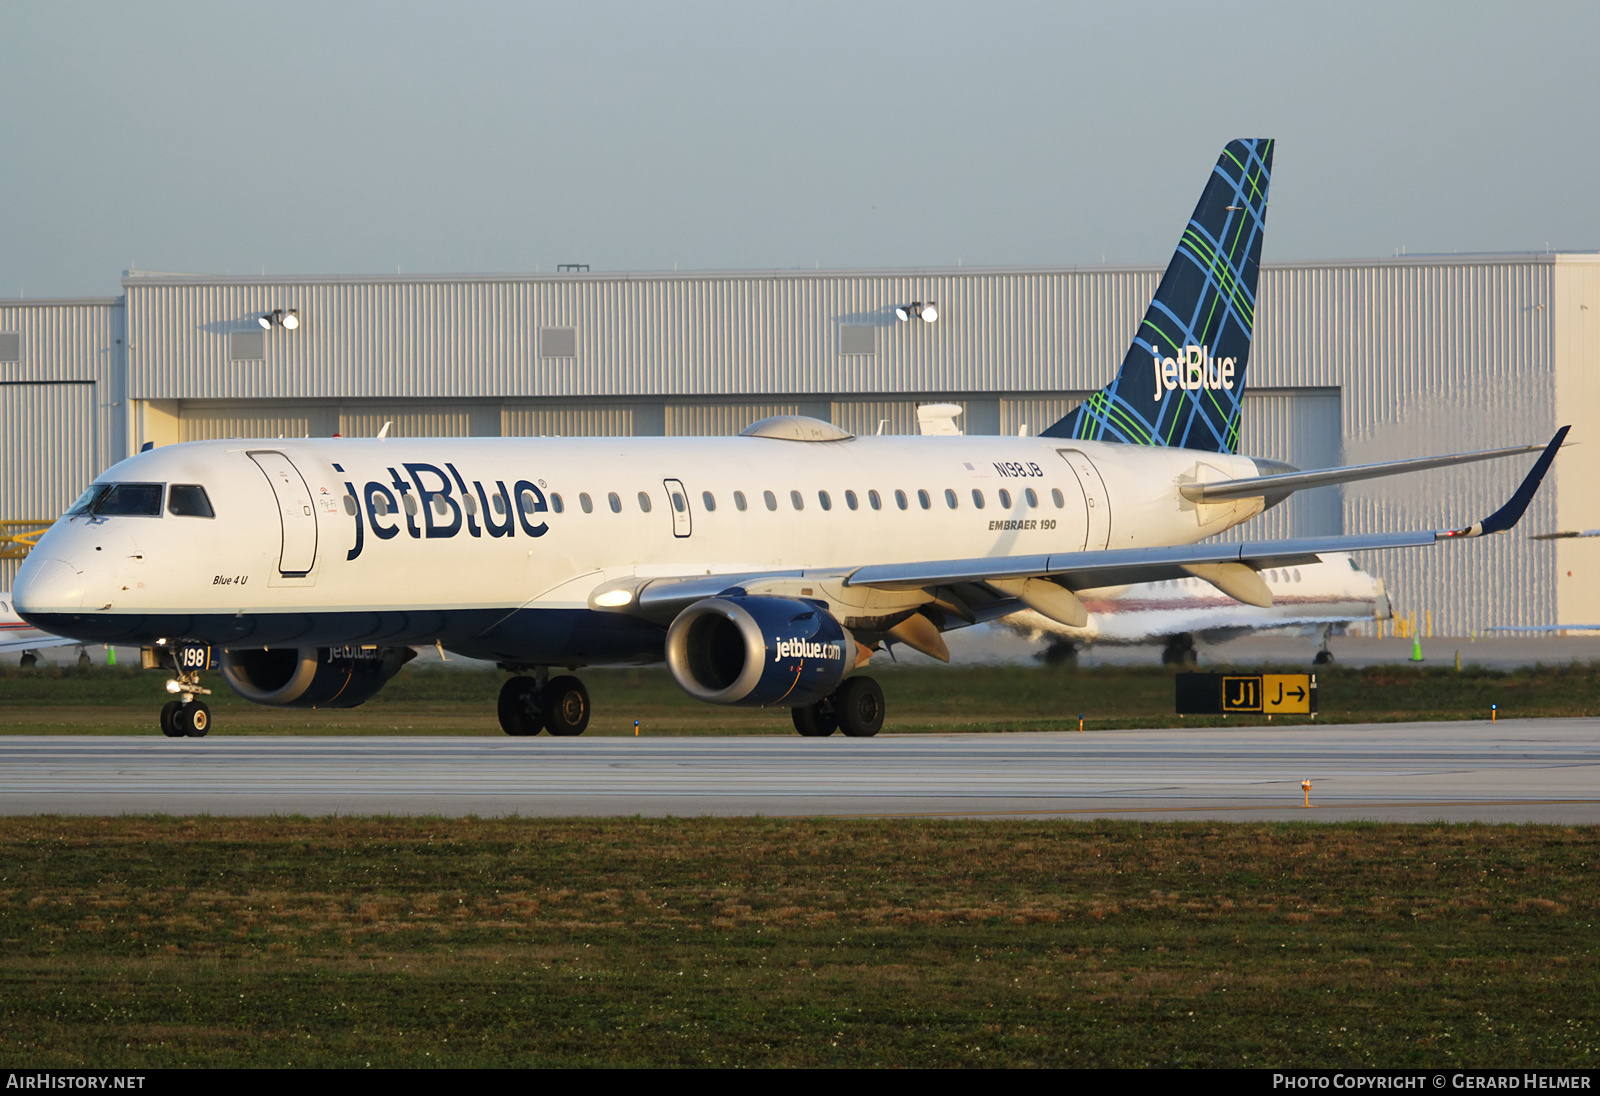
[1439, 426, 1569, 539]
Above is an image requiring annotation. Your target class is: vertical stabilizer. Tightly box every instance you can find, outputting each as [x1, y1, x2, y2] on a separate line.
[1043, 138, 1273, 453]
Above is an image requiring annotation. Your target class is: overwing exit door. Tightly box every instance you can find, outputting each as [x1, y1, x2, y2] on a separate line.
[663, 479, 693, 538]
[249, 450, 319, 576]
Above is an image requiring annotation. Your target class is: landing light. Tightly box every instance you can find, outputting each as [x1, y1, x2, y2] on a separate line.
[593, 589, 633, 607]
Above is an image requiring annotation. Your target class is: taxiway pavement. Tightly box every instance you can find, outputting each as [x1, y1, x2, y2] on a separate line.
[1, 718, 1597, 822]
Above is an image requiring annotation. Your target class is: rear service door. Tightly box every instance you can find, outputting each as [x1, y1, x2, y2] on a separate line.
[249, 451, 319, 575]
[1056, 449, 1110, 551]
[663, 479, 692, 538]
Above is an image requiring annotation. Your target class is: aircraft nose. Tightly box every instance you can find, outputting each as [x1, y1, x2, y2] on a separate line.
[13, 556, 88, 617]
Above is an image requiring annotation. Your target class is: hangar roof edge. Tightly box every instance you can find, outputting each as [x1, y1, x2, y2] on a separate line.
[115, 251, 1600, 290]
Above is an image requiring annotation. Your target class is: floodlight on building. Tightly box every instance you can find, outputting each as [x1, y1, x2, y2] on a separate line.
[257, 308, 301, 331]
[920, 302, 938, 323]
[894, 302, 939, 324]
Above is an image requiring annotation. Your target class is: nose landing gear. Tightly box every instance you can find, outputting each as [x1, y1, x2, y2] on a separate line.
[148, 644, 214, 737]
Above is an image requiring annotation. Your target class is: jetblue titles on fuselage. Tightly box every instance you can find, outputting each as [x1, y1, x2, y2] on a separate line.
[339, 461, 549, 561]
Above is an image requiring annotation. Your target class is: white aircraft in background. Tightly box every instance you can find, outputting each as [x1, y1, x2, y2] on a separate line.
[12, 139, 1569, 738]
[998, 553, 1390, 666]
[0, 592, 91, 667]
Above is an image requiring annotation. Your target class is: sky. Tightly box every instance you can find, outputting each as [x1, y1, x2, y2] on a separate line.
[3, 1, 1598, 298]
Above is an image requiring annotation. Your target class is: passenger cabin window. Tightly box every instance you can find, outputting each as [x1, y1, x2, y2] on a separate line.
[734, 491, 747, 512]
[579, 493, 594, 514]
[1025, 488, 1038, 508]
[701, 491, 716, 512]
[790, 490, 804, 511]
[637, 491, 653, 513]
[167, 484, 215, 519]
[493, 492, 508, 515]
[763, 491, 777, 511]
[342, 495, 357, 516]
[69, 483, 163, 517]
[998, 488, 1012, 509]
[868, 490, 882, 511]
[518, 491, 539, 515]
[971, 489, 985, 509]
[895, 489, 908, 510]
[462, 494, 478, 516]
[844, 490, 858, 511]
[818, 490, 832, 511]
[917, 489, 931, 510]
[369, 489, 391, 516]
[1051, 488, 1065, 508]
[608, 492, 622, 513]
[403, 495, 420, 516]
[670, 491, 686, 513]
[944, 489, 958, 509]
[435, 496, 453, 516]
[549, 493, 564, 514]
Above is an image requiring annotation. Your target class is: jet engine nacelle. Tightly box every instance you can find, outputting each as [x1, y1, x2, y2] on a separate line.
[665, 595, 857, 707]
[220, 645, 416, 709]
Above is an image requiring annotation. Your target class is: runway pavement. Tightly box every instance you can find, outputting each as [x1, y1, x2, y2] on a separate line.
[2, 718, 1597, 822]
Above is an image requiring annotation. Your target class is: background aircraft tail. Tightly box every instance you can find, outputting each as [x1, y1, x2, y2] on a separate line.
[1042, 138, 1273, 453]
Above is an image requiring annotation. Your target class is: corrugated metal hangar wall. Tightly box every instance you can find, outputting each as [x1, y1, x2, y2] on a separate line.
[2, 254, 1596, 636]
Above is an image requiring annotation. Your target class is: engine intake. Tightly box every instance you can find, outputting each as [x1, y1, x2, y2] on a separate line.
[220, 645, 415, 709]
[666, 596, 856, 707]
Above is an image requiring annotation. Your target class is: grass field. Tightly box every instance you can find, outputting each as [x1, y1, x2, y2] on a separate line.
[4, 661, 1600, 736]
[0, 816, 1595, 1067]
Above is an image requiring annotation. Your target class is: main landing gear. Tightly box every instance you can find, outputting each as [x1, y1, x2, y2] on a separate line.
[498, 671, 592, 736]
[1313, 624, 1337, 665]
[1161, 633, 1199, 667]
[791, 675, 885, 738]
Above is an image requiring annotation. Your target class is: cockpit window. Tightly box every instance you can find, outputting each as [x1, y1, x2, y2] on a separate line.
[168, 484, 215, 518]
[68, 482, 164, 517]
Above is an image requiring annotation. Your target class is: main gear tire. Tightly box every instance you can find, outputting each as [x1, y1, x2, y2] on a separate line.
[834, 676, 885, 738]
[542, 675, 591, 736]
[497, 676, 544, 736]
[791, 700, 838, 737]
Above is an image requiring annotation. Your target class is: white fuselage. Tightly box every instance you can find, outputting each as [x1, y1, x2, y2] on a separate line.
[14, 433, 1268, 661]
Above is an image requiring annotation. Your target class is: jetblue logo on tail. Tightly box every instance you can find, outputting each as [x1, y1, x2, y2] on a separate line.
[1154, 345, 1236, 402]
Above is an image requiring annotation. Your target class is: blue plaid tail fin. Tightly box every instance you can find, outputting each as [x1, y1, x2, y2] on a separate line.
[1042, 138, 1273, 454]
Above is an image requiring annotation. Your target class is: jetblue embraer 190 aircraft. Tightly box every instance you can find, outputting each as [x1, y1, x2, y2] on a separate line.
[13, 140, 1568, 738]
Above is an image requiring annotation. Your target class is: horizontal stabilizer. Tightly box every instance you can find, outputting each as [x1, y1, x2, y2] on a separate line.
[1180, 440, 1555, 503]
